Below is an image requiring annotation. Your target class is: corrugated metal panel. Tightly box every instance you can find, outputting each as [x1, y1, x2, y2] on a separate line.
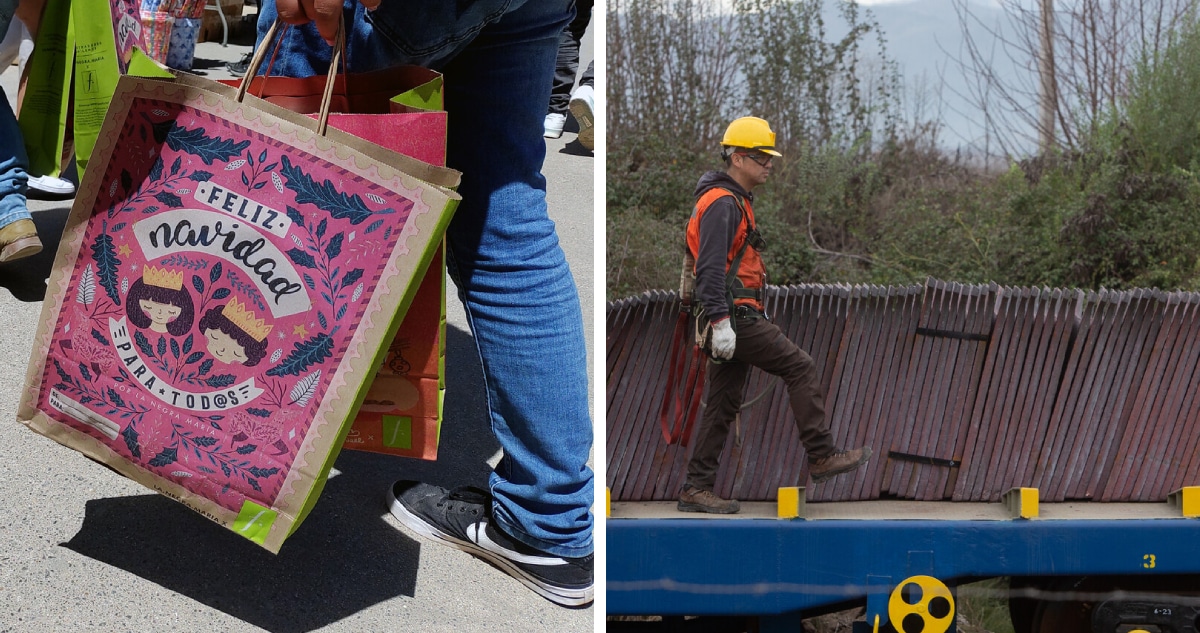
[607, 280, 1200, 502]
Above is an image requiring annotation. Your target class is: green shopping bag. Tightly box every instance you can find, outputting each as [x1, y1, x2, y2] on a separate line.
[17, 0, 72, 179]
[18, 0, 143, 178]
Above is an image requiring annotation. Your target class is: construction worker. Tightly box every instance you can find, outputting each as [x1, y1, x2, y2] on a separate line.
[679, 116, 871, 514]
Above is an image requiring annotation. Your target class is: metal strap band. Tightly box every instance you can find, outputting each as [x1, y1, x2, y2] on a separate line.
[915, 327, 990, 342]
[887, 450, 961, 468]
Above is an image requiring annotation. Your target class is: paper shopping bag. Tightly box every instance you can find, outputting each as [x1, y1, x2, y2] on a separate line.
[221, 64, 449, 171]
[18, 40, 460, 552]
[73, 0, 147, 173]
[349, 243, 445, 460]
[17, 0, 73, 180]
[18, 0, 145, 179]
[222, 65, 450, 460]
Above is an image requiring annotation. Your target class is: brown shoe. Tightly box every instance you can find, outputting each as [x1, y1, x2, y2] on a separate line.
[678, 485, 740, 514]
[809, 446, 872, 483]
[0, 219, 42, 263]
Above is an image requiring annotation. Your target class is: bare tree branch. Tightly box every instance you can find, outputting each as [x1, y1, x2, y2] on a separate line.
[947, 0, 1200, 159]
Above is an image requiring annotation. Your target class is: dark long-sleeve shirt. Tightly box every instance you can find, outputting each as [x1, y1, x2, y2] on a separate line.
[692, 171, 754, 324]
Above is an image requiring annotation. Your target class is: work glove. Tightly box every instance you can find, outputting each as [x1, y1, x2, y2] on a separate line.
[711, 317, 736, 360]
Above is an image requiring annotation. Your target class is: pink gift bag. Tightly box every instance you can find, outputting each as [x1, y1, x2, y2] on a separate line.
[18, 25, 461, 552]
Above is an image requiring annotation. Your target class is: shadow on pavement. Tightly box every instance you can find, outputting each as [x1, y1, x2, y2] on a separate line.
[62, 324, 501, 633]
[187, 58, 234, 75]
[62, 474, 421, 633]
[0, 206, 71, 302]
[558, 140, 594, 157]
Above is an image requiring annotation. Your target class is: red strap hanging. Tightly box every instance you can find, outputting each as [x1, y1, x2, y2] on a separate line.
[659, 311, 707, 446]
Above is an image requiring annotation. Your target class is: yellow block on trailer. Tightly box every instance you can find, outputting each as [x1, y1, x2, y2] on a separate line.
[777, 487, 805, 519]
[1169, 486, 1200, 517]
[1003, 487, 1039, 519]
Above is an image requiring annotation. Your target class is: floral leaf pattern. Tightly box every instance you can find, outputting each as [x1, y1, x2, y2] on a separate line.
[341, 269, 363, 288]
[158, 254, 209, 271]
[37, 97, 430, 530]
[325, 233, 344, 260]
[162, 121, 252, 164]
[90, 224, 122, 305]
[279, 155, 377, 225]
[289, 370, 321, 406]
[76, 265, 96, 306]
[148, 446, 178, 467]
[154, 191, 184, 208]
[286, 248, 317, 270]
[266, 334, 334, 377]
[205, 374, 237, 388]
[149, 156, 164, 182]
[121, 425, 141, 459]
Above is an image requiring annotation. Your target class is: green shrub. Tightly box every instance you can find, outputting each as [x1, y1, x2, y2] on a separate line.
[1124, 13, 1200, 173]
[607, 136, 713, 221]
[607, 209, 690, 301]
[606, 0, 1200, 301]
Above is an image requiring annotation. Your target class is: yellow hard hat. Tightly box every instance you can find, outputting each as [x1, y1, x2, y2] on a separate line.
[722, 116, 782, 156]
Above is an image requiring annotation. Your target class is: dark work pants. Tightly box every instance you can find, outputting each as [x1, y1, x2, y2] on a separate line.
[685, 315, 837, 492]
[547, 0, 594, 115]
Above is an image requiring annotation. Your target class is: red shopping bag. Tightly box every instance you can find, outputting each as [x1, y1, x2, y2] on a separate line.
[221, 61, 449, 461]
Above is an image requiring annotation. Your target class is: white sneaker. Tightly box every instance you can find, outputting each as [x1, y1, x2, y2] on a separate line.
[28, 175, 76, 196]
[543, 113, 566, 139]
[569, 85, 595, 152]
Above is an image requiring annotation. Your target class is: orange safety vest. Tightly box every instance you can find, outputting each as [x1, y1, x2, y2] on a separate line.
[685, 188, 766, 313]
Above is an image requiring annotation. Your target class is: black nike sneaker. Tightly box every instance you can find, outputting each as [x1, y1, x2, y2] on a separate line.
[387, 481, 594, 607]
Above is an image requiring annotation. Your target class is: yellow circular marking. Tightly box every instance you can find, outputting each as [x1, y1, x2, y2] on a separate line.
[888, 575, 955, 633]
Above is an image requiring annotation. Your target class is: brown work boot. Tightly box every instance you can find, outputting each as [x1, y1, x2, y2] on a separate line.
[809, 446, 872, 483]
[0, 219, 42, 263]
[678, 485, 740, 514]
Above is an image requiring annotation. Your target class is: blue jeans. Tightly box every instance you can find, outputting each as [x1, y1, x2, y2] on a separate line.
[0, 87, 31, 229]
[256, 0, 593, 558]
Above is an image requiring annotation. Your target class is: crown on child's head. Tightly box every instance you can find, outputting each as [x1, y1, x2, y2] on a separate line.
[222, 297, 273, 342]
[143, 266, 184, 290]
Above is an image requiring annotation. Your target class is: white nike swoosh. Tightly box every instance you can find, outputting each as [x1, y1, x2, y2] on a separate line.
[468, 523, 568, 567]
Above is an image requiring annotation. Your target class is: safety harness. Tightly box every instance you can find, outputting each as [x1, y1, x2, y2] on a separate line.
[692, 193, 765, 351]
[660, 192, 765, 446]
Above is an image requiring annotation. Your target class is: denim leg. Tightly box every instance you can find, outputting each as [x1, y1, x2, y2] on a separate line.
[0, 87, 31, 229]
[254, 0, 593, 558]
[439, 1, 593, 559]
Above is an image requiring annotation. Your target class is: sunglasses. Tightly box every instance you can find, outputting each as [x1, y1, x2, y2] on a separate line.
[738, 152, 774, 167]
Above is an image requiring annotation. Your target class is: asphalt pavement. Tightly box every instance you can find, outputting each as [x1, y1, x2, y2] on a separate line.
[0, 14, 595, 633]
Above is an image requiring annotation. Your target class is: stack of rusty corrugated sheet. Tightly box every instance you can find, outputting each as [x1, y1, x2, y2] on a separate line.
[606, 280, 1200, 503]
